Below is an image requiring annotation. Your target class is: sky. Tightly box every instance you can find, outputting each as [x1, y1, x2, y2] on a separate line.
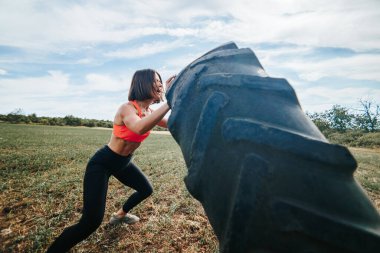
[0, 0, 379, 121]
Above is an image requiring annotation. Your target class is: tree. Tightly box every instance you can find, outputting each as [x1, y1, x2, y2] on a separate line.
[326, 105, 354, 132]
[49, 117, 65, 126]
[6, 108, 30, 124]
[28, 113, 39, 123]
[0, 114, 6, 121]
[306, 111, 331, 132]
[355, 99, 380, 132]
[64, 115, 82, 126]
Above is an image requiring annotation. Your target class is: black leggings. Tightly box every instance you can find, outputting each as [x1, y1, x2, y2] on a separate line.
[46, 145, 153, 253]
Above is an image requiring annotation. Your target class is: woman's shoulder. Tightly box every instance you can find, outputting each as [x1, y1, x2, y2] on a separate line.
[117, 101, 139, 117]
[113, 102, 136, 125]
[119, 101, 134, 110]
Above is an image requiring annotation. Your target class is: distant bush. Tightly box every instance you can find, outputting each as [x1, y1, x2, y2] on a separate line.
[355, 132, 380, 148]
[0, 110, 164, 131]
[306, 99, 379, 133]
[0, 111, 114, 129]
[324, 130, 380, 148]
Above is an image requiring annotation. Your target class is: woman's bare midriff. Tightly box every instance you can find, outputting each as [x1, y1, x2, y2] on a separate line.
[107, 134, 141, 156]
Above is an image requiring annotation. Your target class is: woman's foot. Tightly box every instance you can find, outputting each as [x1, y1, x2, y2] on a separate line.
[109, 213, 140, 225]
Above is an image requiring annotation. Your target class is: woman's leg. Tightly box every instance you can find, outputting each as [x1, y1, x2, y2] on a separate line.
[46, 162, 109, 253]
[113, 162, 153, 213]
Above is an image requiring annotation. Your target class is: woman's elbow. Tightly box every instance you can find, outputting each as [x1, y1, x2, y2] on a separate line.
[135, 128, 146, 135]
[134, 126, 149, 135]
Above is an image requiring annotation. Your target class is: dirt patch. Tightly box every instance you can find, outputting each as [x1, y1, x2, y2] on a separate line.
[349, 147, 380, 154]
[151, 131, 171, 135]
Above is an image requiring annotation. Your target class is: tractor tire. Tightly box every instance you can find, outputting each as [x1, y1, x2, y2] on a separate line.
[166, 42, 380, 253]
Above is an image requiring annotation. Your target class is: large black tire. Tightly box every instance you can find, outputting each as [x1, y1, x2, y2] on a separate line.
[166, 42, 380, 253]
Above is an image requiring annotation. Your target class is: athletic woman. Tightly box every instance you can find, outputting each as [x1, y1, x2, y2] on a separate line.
[46, 69, 175, 253]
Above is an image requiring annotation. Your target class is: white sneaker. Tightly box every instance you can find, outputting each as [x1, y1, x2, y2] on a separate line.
[109, 213, 140, 225]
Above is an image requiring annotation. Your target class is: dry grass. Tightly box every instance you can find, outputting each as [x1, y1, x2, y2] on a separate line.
[350, 147, 380, 210]
[0, 124, 217, 253]
[0, 123, 378, 252]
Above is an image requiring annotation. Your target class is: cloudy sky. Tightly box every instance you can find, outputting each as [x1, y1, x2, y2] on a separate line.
[1, 0, 379, 120]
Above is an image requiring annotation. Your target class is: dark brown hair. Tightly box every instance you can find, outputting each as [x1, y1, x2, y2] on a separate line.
[128, 69, 162, 102]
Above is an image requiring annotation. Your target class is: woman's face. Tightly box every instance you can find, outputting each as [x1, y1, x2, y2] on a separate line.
[152, 72, 163, 102]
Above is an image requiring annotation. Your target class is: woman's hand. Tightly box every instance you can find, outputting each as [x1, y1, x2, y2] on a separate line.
[165, 75, 176, 90]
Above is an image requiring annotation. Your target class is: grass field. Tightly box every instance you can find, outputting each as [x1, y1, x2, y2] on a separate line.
[0, 123, 379, 253]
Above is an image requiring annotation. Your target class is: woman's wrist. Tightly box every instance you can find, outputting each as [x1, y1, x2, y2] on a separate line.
[160, 102, 170, 112]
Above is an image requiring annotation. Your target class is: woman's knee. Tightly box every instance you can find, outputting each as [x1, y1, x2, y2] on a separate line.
[79, 212, 104, 233]
[141, 183, 153, 198]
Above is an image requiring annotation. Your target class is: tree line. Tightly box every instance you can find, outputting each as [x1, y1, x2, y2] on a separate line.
[306, 99, 379, 133]
[0, 109, 113, 128]
[0, 108, 167, 131]
[1, 99, 378, 133]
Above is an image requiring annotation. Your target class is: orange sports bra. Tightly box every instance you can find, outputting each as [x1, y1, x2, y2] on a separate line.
[113, 100, 151, 143]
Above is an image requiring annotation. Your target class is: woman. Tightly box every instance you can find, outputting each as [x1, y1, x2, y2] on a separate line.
[47, 69, 176, 253]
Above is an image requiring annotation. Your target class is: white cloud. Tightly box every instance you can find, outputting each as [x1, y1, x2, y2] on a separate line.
[0, 1, 208, 51]
[281, 54, 380, 82]
[0, 71, 70, 96]
[0, 0, 378, 54]
[104, 40, 186, 59]
[252, 42, 380, 84]
[0, 71, 70, 116]
[82, 73, 130, 92]
[161, 52, 202, 74]
[0, 71, 131, 119]
[298, 86, 380, 112]
[0, 70, 131, 97]
[220, 0, 380, 50]
[0, 93, 119, 120]
[0, 0, 379, 118]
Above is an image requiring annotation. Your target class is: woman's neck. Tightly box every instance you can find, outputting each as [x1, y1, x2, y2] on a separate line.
[136, 100, 151, 110]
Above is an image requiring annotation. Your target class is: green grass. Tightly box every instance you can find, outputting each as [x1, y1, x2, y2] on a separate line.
[350, 147, 380, 208]
[0, 123, 379, 252]
[325, 130, 380, 148]
[0, 124, 217, 253]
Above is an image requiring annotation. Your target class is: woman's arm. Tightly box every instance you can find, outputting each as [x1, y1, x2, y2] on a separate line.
[121, 75, 175, 134]
[121, 102, 170, 135]
[155, 75, 175, 129]
[157, 117, 168, 128]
